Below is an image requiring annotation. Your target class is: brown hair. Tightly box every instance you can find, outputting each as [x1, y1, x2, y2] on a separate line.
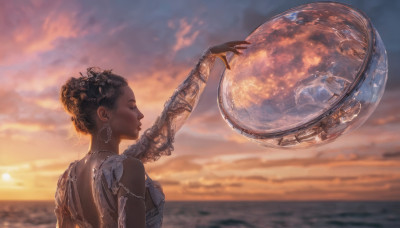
[60, 67, 128, 134]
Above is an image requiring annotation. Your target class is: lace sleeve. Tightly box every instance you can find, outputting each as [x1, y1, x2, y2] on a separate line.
[123, 49, 216, 163]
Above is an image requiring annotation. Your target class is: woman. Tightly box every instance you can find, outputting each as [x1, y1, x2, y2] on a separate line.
[54, 41, 249, 228]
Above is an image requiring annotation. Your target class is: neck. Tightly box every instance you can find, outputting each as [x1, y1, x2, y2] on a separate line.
[89, 133, 120, 155]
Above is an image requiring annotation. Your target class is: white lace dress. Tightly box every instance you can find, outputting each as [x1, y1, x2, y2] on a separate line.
[54, 49, 216, 228]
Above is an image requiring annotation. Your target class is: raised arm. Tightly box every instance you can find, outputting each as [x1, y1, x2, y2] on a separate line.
[123, 41, 249, 163]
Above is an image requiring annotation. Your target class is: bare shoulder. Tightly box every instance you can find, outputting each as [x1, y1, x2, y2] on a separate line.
[122, 157, 144, 174]
[120, 157, 145, 185]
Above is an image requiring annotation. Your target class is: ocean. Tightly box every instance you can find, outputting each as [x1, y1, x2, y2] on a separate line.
[0, 201, 399, 228]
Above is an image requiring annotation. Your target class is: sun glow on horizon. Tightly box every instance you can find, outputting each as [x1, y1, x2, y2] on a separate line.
[2, 173, 12, 182]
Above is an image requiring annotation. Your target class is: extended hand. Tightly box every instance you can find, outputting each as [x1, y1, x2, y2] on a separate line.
[209, 41, 250, 70]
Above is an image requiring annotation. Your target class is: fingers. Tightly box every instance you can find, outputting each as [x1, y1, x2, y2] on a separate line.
[228, 47, 241, 55]
[211, 40, 250, 70]
[218, 55, 231, 70]
[227, 40, 250, 55]
[226, 40, 251, 46]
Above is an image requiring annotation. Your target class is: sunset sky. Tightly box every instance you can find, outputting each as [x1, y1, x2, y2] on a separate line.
[0, 0, 399, 201]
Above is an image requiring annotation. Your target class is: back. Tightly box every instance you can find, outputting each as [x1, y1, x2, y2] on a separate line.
[76, 153, 114, 227]
[55, 152, 146, 227]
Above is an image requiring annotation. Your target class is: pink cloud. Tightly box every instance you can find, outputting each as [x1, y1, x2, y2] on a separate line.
[170, 18, 201, 53]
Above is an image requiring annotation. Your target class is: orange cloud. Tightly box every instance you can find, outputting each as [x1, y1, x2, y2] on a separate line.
[162, 172, 400, 201]
[0, 158, 72, 200]
[0, 123, 54, 132]
[214, 155, 400, 171]
[147, 155, 203, 176]
[158, 179, 181, 186]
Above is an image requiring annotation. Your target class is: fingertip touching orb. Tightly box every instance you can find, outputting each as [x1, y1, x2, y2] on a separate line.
[218, 2, 388, 148]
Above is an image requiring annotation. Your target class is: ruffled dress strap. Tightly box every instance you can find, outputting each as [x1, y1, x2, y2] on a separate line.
[144, 172, 165, 228]
[92, 154, 146, 228]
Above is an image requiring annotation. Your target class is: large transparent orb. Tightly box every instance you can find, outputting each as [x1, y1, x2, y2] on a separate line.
[218, 2, 388, 148]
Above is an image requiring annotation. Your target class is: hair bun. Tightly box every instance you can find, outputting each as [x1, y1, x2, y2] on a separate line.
[60, 68, 128, 134]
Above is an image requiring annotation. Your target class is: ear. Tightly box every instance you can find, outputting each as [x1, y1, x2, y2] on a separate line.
[97, 106, 110, 122]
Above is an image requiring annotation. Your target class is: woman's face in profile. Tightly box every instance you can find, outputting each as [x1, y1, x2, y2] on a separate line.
[110, 86, 144, 140]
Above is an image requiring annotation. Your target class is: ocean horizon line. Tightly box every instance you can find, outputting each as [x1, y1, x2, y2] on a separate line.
[1, 199, 399, 203]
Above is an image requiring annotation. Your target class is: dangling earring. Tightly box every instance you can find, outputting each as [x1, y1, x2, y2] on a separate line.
[99, 123, 112, 143]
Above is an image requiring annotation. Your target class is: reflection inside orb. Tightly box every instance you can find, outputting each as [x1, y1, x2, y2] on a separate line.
[218, 2, 387, 148]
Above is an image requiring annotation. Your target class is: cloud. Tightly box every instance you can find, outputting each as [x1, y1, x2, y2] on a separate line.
[364, 90, 400, 126]
[0, 158, 72, 198]
[28, 160, 72, 173]
[382, 151, 400, 159]
[0, 1, 81, 66]
[194, 173, 398, 188]
[26, 12, 79, 54]
[169, 174, 400, 201]
[158, 179, 181, 186]
[170, 18, 201, 53]
[0, 88, 20, 115]
[147, 155, 203, 176]
[185, 181, 223, 189]
[270, 174, 392, 184]
[0, 158, 72, 174]
[128, 63, 193, 110]
[0, 87, 68, 137]
[211, 151, 400, 172]
[284, 181, 400, 201]
[209, 174, 269, 183]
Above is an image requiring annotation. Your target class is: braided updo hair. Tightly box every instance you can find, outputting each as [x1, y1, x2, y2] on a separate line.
[61, 67, 128, 134]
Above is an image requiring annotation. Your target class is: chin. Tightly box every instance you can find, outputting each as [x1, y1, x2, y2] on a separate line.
[131, 133, 140, 140]
[122, 133, 139, 140]
[127, 135, 138, 140]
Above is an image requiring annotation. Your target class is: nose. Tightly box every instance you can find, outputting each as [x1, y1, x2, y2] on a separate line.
[138, 110, 144, 120]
